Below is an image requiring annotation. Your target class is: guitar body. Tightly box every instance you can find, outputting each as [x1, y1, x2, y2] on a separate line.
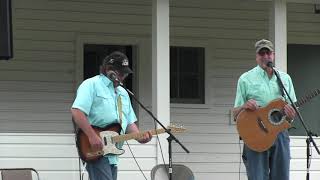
[237, 99, 291, 152]
[76, 123, 123, 162]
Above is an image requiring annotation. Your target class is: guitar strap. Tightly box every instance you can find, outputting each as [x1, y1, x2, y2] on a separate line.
[117, 95, 126, 149]
[117, 95, 123, 131]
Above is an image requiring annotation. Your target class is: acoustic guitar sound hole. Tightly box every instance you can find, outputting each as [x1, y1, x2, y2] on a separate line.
[269, 110, 283, 125]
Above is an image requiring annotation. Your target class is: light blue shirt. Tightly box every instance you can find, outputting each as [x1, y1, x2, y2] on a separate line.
[72, 74, 137, 165]
[234, 65, 297, 108]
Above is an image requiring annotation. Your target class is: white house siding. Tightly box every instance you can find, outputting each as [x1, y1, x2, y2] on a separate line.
[0, 133, 156, 180]
[0, 0, 320, 180]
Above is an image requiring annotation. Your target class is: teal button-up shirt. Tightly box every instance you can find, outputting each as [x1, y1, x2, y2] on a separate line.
[234, 65, 297, 108]
[72, 74, 137, 165]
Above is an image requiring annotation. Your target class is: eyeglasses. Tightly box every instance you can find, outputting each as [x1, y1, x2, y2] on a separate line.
[258, 50, 272, 56]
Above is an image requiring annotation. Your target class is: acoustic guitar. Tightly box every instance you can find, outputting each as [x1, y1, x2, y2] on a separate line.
[76, 123, 186, 162]
[236, 89, 320, 152]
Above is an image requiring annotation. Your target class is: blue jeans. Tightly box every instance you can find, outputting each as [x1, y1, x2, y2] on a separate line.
[86, 157, 118, 180]
[242, 131, 290, 180]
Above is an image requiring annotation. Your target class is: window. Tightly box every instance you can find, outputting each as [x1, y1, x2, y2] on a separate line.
[170, 46, 205, 104]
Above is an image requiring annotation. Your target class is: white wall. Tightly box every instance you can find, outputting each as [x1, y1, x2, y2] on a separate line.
[0, 133, 157, 180]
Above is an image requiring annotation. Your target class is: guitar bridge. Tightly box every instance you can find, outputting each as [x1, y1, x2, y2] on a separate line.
[257, 117, 269, 133]
[87, 150, 104, 157]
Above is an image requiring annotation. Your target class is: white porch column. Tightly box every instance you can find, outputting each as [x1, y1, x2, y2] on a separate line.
[152, 0, 170, 164]
[269, 0, 287, 72]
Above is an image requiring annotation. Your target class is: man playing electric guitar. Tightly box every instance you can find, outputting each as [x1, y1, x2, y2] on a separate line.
[233, 39, 296, 180]
[71, 51, 152, 180]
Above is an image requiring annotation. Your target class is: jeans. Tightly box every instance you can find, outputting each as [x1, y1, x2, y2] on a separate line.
[242, 131, 290, 180]
[86, 157, 118, 180]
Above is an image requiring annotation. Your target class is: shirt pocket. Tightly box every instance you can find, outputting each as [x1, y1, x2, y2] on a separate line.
[247, 83, 266, 103]
[95, 92, 114, 112]
[96, 91, 112, 101]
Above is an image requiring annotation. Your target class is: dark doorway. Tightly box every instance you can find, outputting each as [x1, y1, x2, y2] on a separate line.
[288, 44, 320, 136]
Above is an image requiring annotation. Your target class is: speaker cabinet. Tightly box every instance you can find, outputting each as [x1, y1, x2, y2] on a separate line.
[0, 0, 13, 60]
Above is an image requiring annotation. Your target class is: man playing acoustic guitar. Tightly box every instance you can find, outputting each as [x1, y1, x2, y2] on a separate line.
[71, 51, 152, 180]
[233, 39, 296, 180]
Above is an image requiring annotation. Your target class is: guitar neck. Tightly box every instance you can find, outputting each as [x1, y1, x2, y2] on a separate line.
[294, 89, 320, 108]
[112, 128, 167, 143]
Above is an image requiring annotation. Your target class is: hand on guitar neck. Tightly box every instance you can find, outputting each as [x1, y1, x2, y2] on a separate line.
[136, 131, 153, 144]
[283, 103, 296, 120]
[126, 123, 152, 144]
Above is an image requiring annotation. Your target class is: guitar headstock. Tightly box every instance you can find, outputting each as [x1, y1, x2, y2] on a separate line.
[296, 88, 320, 108]
[167, 124, 187, 133]
[304, 89, 320, 99]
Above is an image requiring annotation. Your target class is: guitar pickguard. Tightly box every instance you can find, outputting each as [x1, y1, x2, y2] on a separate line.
[100, 131, 125, 156]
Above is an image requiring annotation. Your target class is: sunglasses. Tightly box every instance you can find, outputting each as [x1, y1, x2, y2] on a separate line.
[258, 50, 272, 56]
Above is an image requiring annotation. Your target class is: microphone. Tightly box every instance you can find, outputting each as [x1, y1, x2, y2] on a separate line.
[107, 71, 119, 82]
[106, 71, 123, 86]
[266, 61, 274, 68]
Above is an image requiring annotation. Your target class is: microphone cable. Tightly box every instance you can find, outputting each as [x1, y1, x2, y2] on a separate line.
[123, 119, 168, 180]
[153, 120, 170, 178]
[118, 126, 148, 180]
[115, 80, 167, 179]
[120, 124, 159, 180]
[125, 140, 148, 180]
[152, 118, 167, 165]
[238, 137, 242, 180]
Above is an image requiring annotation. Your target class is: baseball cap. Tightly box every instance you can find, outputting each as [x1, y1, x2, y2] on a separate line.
[105, 51, 133, 74]
[255, 39, 274, 53]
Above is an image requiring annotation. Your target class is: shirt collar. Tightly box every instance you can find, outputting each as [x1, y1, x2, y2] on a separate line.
[100, 74, 113, 86]
[256, 65, 274, 79]
[100, 74, 121, 94]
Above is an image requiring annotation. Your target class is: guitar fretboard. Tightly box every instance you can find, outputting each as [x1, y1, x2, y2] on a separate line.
[294, 89, 320, 108]
[112, 128, 169, 143]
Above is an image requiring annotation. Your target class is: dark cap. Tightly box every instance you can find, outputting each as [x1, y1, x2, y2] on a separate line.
[255, 39, 274, 53]
[104, 51, 133, 74]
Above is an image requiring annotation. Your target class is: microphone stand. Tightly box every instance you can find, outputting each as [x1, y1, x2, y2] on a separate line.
[268, 63, 320, 180]
[120, 83, 190, 180]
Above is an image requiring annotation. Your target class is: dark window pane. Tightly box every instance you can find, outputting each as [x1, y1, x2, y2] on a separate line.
[170, 46, 204, 104]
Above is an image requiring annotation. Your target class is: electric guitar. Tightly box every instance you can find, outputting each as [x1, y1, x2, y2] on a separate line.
[76, 123, 186, 162]
[236, 89, 320, 152]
